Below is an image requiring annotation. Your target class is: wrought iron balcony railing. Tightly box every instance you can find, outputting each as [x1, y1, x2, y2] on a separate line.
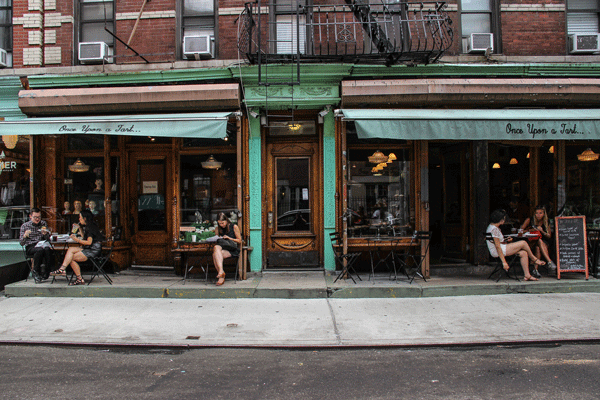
[237, 0, 454, 66]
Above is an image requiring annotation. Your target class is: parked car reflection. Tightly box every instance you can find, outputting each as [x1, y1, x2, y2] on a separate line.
[277, 209, 310, 231]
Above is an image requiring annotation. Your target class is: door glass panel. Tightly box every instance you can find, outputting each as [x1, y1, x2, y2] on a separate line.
[137, 159, 166, 231]
[276, 157, 310, 231]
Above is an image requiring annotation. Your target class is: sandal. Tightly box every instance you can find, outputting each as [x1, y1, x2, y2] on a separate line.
[524, 275, 539, 281]
[69, 275, 85, 286]
[533, 258, 546, 266]
[50, 267, 67, 277]
[216, 272, 226, 286]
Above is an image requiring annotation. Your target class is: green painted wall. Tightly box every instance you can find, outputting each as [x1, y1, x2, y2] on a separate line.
[322, 110, 336, 271]
[248, 114, 262, 271]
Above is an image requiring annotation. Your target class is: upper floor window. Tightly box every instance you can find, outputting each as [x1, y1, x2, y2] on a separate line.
[567, 0, 599, 34]
[567, 0, 599, 54]
[182, 0, 216, 59]
[273, 0, 307, 54]
[460, 0, 498, 53]
[0, 0, 11, 67]
[78, 0, 115, 63]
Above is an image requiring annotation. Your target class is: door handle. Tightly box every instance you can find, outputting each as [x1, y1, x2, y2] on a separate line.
[268, 211, 273, 229]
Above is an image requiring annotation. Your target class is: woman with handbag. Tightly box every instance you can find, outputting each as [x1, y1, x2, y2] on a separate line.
[212, 212, 242, 286]
[520, 205, 556, 276]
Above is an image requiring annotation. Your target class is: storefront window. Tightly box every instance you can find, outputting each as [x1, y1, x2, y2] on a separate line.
[110, 157, 120, 234]
[347, 148, 411, 236]
[489, 143, 531, 222]
[0, 135, 31, 240]
[179, 154, 237, 227]
[564, 143, 600, 225]
[67, 134, 104, 150]
[64, 157, 105, 233]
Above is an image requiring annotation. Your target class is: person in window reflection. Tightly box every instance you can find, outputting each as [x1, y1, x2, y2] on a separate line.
[50, 210, 104, 286]
[212, 212, 242, 286]
[73, 200, 82, 215]
[520, 205, 556, 275]
[486, 209, 545, 281]
[89, 200, 99, 215]
[62, 201, 71, 215]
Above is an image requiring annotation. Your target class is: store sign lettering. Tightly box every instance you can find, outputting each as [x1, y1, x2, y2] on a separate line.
[0, 151, 17, 175]
[58, 124, 141, 134]
[505, 122, 587, 139]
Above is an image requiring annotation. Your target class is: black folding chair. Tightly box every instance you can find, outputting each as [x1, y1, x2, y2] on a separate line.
[403, 231, 431, 283]
[87, 240, 114, 285]
[21, 244, 41, 283]
[330, 232, 362, 283]
[486, 233, 520, 282]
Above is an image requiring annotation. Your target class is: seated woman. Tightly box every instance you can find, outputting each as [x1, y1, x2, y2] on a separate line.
[487, 208, 545, 281]
[50, 210, 104, 285]
[212, 212, 242, 286]
[520, 205, 556, 277]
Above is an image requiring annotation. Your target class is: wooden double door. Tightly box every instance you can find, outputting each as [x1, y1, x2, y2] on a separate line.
[264, 139, 323, 268]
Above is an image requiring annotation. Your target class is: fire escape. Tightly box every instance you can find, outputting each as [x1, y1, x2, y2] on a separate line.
[237, 0, 453, 124]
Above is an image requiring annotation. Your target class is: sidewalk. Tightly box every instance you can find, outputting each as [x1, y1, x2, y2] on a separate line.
[4, 269, 600, 299]
[1, 293, 599, 347]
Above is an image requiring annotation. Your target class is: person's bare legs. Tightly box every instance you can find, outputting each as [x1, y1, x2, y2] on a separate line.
[537, 240, 553, 264]
[505, 241, 544, 280]
[69, 250, 87, 276]
[212, 246, 230, 285]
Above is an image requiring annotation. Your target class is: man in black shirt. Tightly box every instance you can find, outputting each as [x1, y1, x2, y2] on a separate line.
[19, 208, 54, 282]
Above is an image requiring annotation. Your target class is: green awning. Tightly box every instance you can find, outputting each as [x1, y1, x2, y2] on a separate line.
[0, 112, 234, 138]
[341, 109, 600, 140]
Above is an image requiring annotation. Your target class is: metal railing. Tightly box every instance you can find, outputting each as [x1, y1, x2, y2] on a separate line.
[237, 0, 454, 66]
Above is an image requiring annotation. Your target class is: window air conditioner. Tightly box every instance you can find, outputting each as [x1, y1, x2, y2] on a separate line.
[467, 33, 494, 53]
[183, 35, 214, 59]
[568, 33, 600, 54]
[78, 42, 110, 63]
[0, 48, 7, 68]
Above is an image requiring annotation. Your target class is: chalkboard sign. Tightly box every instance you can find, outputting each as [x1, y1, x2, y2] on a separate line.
[555, 216, 589, 279]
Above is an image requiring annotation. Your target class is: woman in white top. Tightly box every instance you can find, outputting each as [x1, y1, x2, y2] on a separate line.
[486, 209, 545, 281]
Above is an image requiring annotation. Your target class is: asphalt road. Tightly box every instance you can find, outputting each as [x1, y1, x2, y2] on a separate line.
[2, 343, 600, 399]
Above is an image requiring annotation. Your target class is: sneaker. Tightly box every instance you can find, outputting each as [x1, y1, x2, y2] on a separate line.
[532, 269, 542, 279]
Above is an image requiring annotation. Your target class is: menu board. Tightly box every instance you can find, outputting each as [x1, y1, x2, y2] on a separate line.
[555, 216, 589, 279]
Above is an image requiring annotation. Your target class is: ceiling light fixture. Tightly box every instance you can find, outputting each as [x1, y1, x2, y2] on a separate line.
[201, 155, 223, 169]
[1, 135, 18, 149]
[577, 148, 600, 162]
[68, 158, 90, 172]
[368, 150, 388, 164]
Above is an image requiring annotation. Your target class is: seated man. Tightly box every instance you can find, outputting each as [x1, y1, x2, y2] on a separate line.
[19, 208, 55, 282]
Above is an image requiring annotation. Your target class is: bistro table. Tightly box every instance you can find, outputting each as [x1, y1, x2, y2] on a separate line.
[344, 236, 419, 282]
[173, 241, 215, 284]
[505, 231, 542, 242]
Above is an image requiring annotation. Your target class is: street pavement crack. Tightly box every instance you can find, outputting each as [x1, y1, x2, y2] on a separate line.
[325, 298, 342, 345]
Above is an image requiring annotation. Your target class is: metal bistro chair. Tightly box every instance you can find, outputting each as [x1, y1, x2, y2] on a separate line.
[485, 233, 520, 282]
[21, 244, 41, 283]
[330, 232, 362, 283]
[86, 238, 114, 285]
[401, 231, 432, 284]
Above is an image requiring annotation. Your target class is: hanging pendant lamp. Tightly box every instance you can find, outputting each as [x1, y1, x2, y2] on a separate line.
[368, 150, 387, 164]
[69, 158, 90, 172]
[577, 148, 600, 162]
[201, 155, 223, 169]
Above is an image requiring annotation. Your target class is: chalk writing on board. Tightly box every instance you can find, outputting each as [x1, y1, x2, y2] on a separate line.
[555, 216, 588, 279]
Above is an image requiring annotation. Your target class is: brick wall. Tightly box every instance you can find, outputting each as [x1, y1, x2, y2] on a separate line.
[502, 10, 566, 55]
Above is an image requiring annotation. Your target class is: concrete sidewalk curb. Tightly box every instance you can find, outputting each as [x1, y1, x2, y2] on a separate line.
[1, 294, 599, 348]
